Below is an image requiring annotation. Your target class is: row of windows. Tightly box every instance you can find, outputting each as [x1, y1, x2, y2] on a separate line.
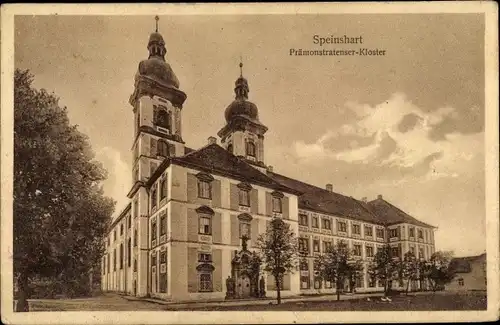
[102, 237, 138, 274]
[151, 212, 168, 242]
[299, 215, 384, 238]
[299, 238, 380, 258]
[107, 214, 133, 246]
[300, 276, 370, 290]
[151, 176, 168, 210]
[197, 179, 283, 213]
[198, 212, 251, 238]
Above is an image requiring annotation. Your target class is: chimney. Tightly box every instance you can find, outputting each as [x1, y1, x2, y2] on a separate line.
[361, 197, 367, 203]
[267, 165, 273, 172]
[326, 184, 333, 192]
[208, 136, 217, 145]
[377, 194, 383, 200]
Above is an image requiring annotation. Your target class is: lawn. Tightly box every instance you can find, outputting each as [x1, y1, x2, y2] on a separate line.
[24, 291, 487, 312]
[180, 292, 487, 311]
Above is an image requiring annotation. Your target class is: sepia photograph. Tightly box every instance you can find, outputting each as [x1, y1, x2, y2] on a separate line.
[1, 2, 498, 324]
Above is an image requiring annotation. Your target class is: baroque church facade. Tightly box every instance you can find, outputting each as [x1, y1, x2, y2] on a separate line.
[101, 22, 436, 301]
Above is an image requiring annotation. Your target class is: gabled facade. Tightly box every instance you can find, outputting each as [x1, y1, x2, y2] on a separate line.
[101, 21, 436, 301]
[447, 253, 486, 291]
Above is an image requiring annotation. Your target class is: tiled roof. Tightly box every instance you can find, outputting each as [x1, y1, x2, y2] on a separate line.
[449, 253, 486, 273]
[367, 198, 435, 228]
[184, 146, 195, 155]
[267, 171, 383, 224]
[171, 144, 302, 195]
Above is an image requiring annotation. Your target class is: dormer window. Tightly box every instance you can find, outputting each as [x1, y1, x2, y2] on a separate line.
[246, 141, 256, 157]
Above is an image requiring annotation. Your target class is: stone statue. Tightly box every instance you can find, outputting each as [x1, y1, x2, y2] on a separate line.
[259, 275, 266, 298]
[241, 235, 248, 251]
[225, 276, 235, 299]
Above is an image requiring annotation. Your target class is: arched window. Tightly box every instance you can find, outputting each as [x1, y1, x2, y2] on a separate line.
[227, 143, 233, 154]
[157, 139, 169, 157]
[155, 109, 171, 130]
[246, 141, 256, 157]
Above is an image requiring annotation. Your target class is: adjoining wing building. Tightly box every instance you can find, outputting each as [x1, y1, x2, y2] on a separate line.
[101, 25, 436, 301]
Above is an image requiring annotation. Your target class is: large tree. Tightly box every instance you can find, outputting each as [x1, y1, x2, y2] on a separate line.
[316, 240, 355, 301]
[256, 217, 298, 304]
[368, 244, 399, 297]
[13, 69, 115, 311]
[399, 251, 420, 295]
[421, 251, 455, 292]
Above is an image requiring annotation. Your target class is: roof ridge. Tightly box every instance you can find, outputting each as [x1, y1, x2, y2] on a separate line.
[376, 198, 435, 228]
[268, 170, 354, 199]
[351, 197, 383, 221]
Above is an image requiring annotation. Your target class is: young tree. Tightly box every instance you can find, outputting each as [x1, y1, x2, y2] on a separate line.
[400, 251, 419, 295]
[346, 259, 364, 294]
[421, 251, 455, 292]
[13, 69, 115, 311]
[256, 217, 298, 304]
[316, 240, 352, 301]
[368, 245, 399, 297]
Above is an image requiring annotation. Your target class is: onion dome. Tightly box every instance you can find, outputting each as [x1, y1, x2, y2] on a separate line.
[136, 17, 180, 89]
[224, 62, 260, 123]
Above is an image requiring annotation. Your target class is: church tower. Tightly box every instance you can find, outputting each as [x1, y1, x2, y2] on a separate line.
[217, 62, 268, 171]
[129, 16, 187, 185]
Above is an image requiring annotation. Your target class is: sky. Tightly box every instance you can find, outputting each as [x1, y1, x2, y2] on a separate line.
[14, 14, 485, 257]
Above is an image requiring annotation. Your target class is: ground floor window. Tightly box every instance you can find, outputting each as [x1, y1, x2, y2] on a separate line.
[458, 278, 464, 286]
[300, 275, 310, 289]
[159, 272, 167, 293]
[325, 280, 332, 289]
[159, 251, 167, 293]
[355, 276, 363, 288]
[199, 272, 213, 292]
[368, 275, 376, 288]
[314, 277, 322, 289]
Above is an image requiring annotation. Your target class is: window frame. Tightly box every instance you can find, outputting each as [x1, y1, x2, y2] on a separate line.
[353, 244, 362, 256]
[160, 214, 167, 236]
[197, 180, 212, 199]
[313, 239, 320, 252]
[311, 216, 319, 228]
[272, 196, 282, 213]
[366, 245, 374, 258]
[199, 272, 213, 292]
[352, 224, 361, 235]
[299, 238, 309, 254]
[322, 218, 331, 230]
[238, 188, 250, 207]
[160, 176, 168, 200]
[299, 214, 308, 226]
[198, 214, 212, 235]
[365, 225, 373, 237]
[246, 141, 256, 157]
[151, 220, 157, 241]
[338, 221, 347, 233]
